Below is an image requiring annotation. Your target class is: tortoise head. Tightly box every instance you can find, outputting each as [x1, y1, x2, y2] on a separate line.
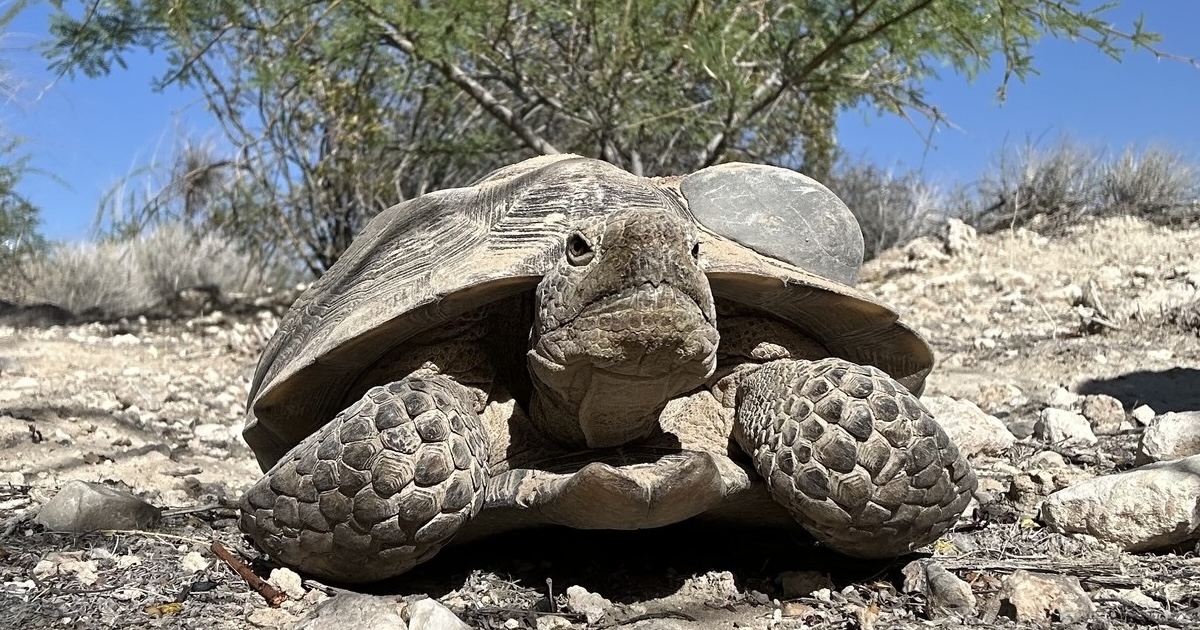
[528, 205, 719, 448]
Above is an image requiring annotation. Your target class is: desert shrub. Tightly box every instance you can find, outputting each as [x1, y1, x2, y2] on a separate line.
[1165, 299, 1200, 336]
[132, 223, 296, 299]
[23, 224, 297, 319]
[1100, 146, 1200, 223]
[24, 240, 155, 318]
[969, 139, 1105, 234]
[826, 160, 945, 260]
[966, 140, 1200, 234]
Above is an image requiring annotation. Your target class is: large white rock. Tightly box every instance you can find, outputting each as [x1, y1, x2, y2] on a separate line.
[921, 396, 1016, 457]
[294, 593, 409, 630]
[1040, 455, 1200, 552]
[1136, 411, 1200, 464]
[1035, 408, 1097, 446]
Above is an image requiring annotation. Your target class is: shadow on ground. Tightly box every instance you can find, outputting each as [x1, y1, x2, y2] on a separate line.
[1077, 367, 1200, 413]
[353, 522, 912, 602]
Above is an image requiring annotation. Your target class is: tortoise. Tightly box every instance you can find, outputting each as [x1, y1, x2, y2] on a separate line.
[239, 155, 977, 583]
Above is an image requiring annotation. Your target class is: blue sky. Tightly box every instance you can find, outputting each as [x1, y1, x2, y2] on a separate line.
[5, 1, 1200, 242]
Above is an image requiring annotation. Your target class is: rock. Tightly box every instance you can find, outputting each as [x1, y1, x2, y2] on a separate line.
[901, 560, 976, 618]
[1131, 405, 1157, 426]
[1136, 411, 1200, 464]
[1094, 587, 1164, 613]
[0, 471, 26, 486]
[12, 376, 39, 389]
[193, 423, 234, 447]
[1080, 394, 1125, 435]
[32, 551, 100, 586]
[1024, 451, 1067, 469]
[973, 383, 1026, 412]
[180, 551, 208, 573]
[904, 237, 950, 262]
[943, 218, 977, 256]
[535, 615, 572, 630]
[246, 606, 298, 628]
[294, 593, 407, 630]
[0, 356, 23, 375]
[777, 570, 834, 598]
[680, 570, 740, 602]
[268, 567, 306, 601]
[1040, 455, 1200, 552]
[408, 598, 470, 630]
[0, 415, 31, 449]
[565, 585, 612, 625]
[921, 396, 1016, 457]
[997, 570, 1092, 624]
[1045, 387, 1080, 410]
[36, 480, 162, 532]
[1034, 408, 1097, 445]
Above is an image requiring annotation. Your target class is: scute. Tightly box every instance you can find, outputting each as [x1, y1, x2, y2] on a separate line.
[681, 163, 864, 285]
[243, 155, 934, 472]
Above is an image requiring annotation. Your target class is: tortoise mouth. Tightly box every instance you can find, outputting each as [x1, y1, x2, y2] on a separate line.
[530, 282, 719, 379]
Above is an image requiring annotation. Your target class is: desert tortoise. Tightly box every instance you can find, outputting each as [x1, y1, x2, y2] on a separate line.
[240, 155, 977, 583]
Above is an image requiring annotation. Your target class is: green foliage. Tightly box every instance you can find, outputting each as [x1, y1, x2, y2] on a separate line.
[43, 0, 1174, 270]
[0, 138, 47, 299]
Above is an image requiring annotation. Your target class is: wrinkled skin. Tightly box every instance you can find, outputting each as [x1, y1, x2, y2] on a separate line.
[239, 204, 975, 583]
[527, 207, 719, 448]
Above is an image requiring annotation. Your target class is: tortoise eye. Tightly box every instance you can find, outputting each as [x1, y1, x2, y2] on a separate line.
[566, 233, 594, 266]
[691, 242, 700, 259]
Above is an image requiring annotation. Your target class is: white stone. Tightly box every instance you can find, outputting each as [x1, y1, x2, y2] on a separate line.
[997, 570, 1092, 624]
[1035, 408, 1097, 446]
[181, 551, 208, 573]
[565, 585, 612, 625]
[1136, 411, 1200, 464]
[192, 423, 233, 447]
[1041, 455, 1200, 552]
[1131, 405, 1157, 425]
[1045, 387, 1080, 410]
[536, 615, 572, 630]
[922, 396, 1016, 457]
[268, 567, 306, 600]
[408, 598, 470, 630]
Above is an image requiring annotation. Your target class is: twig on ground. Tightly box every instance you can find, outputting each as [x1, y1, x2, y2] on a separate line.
[210, 541, 286, 606]
[599, 611, 698, 627]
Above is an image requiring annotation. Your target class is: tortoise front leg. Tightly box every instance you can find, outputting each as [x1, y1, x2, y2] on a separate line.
[239, 375, 489, 583]
[733, 358, 976, 557]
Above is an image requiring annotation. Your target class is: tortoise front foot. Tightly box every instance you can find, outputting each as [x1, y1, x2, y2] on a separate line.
[239, 375, 489, 582]
[733, 358, 976, 557]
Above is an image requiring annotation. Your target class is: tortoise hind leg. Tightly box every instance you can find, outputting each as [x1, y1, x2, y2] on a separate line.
[733, 358, 976, 557]
[239, 375, 489, 583]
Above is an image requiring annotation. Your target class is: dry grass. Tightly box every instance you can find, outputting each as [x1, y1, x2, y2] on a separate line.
[19, 224, 297, 319]
[967, 139, 1200, 234]
[826, 160, 945, 260]
[1165, 299, 1200, 335]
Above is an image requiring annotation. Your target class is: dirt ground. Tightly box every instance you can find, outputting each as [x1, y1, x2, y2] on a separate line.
[1, 215, 1198, 629]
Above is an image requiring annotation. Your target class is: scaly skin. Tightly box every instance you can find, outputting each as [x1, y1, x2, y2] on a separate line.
[734, 358, 976, 557]
[240, 376, 489, 583]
